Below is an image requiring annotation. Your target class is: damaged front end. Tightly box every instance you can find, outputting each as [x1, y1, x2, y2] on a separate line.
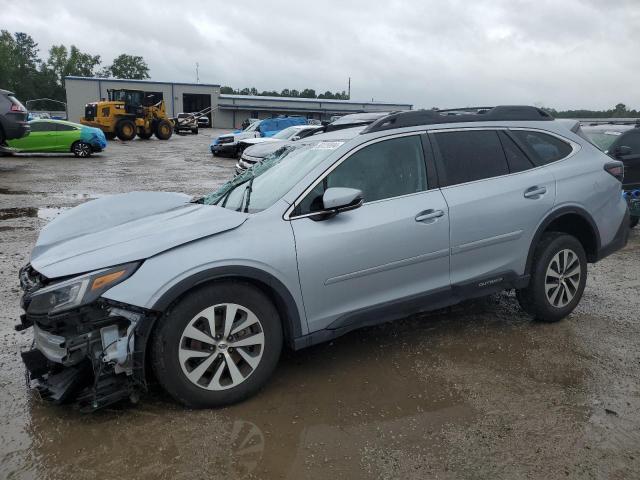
[16, 262, 156, 412]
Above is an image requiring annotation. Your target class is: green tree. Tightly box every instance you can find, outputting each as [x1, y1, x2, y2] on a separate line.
[220, 86, 235, 94]
[299, 88, 316, 98]
[46, 44, 101, 87]
[102, 54, 149, 79]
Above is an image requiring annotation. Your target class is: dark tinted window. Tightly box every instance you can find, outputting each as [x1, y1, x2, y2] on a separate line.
[297, 135, 427, 214]
[510, 130, 572, 165]
[616, 131, 640, 152]
[498, 131, 535, 173]
[55, 123, 78, 131]
[433, 130, 509, 186]
[29, 122, 55, 132]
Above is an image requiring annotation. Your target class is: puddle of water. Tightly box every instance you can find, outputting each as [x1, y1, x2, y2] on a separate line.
[0, 207, 69, 221]
[0, 188, 31, 195]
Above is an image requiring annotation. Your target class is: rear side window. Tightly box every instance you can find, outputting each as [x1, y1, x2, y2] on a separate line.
[510, 130, 573, 165]
[29, 122, 54, 132]
[498, 131, 535, 173]
[55, 123, 77, 132]
[432, 130, 509, 186]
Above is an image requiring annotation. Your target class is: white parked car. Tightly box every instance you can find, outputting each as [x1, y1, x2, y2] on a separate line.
[237, 125, 322, 153]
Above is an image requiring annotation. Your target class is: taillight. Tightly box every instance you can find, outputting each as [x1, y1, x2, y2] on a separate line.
[604, 161, 624, 182]
[10, 104, 25, 112]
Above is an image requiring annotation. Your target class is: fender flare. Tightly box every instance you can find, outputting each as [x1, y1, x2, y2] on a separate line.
[150, 265, 303, 345]
[525, 205, 601, 275]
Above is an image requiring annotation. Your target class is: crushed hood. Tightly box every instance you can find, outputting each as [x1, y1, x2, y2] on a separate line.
[31, 191, 248, 278]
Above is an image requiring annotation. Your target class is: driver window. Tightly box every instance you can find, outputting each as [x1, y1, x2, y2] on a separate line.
[296, 135, 427, 215]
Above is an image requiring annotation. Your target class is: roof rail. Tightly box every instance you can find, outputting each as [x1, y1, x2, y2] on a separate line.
[360, 105, 554, 134]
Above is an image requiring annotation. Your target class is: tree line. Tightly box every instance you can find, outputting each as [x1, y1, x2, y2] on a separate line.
[544, 103, 640, 119]
[220, 86, 350, 100]
[0, 31, 149, 108]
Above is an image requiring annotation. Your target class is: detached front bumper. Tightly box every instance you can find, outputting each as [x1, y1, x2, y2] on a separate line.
[17, 284, 157, 411]
[211, 143, 237, 155]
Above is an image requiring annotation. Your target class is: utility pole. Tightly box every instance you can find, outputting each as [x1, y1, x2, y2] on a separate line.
[196, 63, 200, 84]
[348, 77, 351, 100]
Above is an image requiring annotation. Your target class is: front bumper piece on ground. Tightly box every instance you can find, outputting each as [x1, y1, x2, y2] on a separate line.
[16, 296, 157, 412]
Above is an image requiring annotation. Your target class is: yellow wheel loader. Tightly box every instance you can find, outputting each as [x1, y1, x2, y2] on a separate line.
[80, 89, 174, 141]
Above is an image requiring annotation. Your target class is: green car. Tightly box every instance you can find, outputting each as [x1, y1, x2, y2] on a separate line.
[8, 119, 107, 157]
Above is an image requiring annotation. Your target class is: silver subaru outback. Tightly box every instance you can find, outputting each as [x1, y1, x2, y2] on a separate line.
[17, 106, 629, 411]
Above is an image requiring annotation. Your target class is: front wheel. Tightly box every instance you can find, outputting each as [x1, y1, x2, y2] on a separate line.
[71, 141, 92, 158]
[155, 119, 173, 140]
[151, 282, 283, 408]
[517, 233, 587, 322]
[630, 217, 639, 229]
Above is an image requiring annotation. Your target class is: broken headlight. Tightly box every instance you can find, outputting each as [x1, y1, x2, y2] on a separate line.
[27, 262, 140, 315]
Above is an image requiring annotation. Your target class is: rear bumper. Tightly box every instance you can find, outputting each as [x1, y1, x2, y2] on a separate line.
[596, 208, 629, 261]
[2, 118, 30, 140]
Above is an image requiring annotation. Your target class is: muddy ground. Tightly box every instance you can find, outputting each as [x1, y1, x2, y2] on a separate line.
[0, 131, 639, 479]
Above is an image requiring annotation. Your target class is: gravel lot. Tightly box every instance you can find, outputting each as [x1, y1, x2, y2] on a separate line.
[1, 131, 639, 479]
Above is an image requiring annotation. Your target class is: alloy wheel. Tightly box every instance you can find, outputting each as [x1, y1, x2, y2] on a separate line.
[544, 248, 581, 308]
[74, 142, 91, 157]
[178, 303, 265, 390]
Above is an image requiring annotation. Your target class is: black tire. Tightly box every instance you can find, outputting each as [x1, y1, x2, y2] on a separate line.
[151, 281, 283, 408]
[0, 125, 6, 145]
[191, 128, 198, 135]
[630, 217, 639, 229]
[517, 233, 587, 323]
[115, 119, 136, 141]
[138, 129, 153, 140]
[155, 119, 173, 140]
[104, 132, 116, 140]
[71, 141, 92, 158]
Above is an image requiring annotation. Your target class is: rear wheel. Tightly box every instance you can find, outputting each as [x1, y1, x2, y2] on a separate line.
[155, 120, 173, 140]
[115, 119, 136, 141]
[517, 233, 587, 322]
[0, 126, 6, 145]
[191, 127, 199, 135]
[71, 141, 92, 158]
[104, 132, 116, 140]
[151, 282, 283, 408]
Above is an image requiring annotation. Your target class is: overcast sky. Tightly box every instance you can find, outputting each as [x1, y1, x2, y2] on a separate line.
[2, 0, 639, 110]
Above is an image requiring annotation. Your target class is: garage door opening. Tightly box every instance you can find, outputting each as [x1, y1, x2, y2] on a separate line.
[182, 93, 212, 125]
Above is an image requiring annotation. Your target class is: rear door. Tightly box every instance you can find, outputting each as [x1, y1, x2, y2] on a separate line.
[290, 133, 451, 332]
[10, 121, 56, 151]
[430, 128, 556, 286]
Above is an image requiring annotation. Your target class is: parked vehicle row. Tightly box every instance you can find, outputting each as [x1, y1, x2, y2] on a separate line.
[210, 116, 308, 157]
[234, 111, 393, 174]
[17, 106, 629, 412]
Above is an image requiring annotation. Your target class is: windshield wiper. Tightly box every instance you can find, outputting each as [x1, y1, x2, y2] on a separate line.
[243, 177, 254, 213]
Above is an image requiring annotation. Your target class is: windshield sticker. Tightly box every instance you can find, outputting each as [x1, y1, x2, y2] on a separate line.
[311, 141, 344, 150]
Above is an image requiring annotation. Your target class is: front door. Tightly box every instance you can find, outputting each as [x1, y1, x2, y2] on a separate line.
[290, 134, 451, 332]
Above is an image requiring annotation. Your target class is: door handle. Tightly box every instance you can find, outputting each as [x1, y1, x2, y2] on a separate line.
[415, 209, 444, 222]
[523, 186, 547, 199]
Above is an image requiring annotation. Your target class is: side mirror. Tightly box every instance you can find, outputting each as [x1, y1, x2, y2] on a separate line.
[615, 145, 633, 158]
[290, 135, 300, 141]
[309, 188, 363, 220]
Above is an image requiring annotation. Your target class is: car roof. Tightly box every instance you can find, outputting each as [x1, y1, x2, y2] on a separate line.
[329, 111, 395, 125]
[29, 119, 83, 128]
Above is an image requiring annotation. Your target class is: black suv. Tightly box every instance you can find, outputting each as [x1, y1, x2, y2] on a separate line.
[0, 89, 29, 145]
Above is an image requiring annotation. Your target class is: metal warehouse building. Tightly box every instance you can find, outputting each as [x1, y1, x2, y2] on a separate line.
[64, 76, 412, 129]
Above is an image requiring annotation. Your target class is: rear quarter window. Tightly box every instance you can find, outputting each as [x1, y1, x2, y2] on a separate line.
[510, 130, 573, 166]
